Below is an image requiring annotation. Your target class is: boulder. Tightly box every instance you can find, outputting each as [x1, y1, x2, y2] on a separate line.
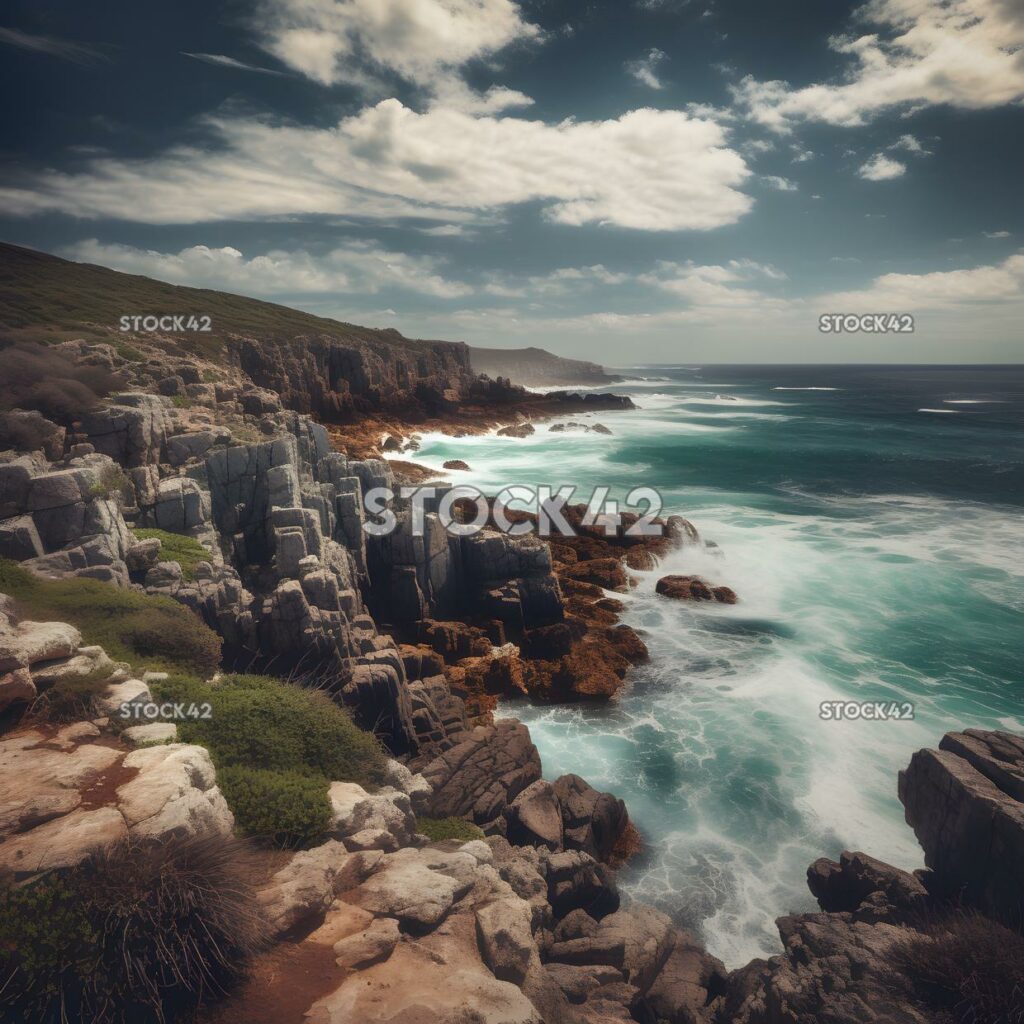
[475, 894, 537, 984]
[258, 841, 377, 937]
[351, 847, 474, 931]
[508, 779, 564, 851]
[656, 576, 737, 603]
[553, 774, 629, 863]
[0, 806, 127, 878]
[115, 743, 234, 841]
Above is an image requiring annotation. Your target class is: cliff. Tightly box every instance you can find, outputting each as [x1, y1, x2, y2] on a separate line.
[470, 346, 624, 388]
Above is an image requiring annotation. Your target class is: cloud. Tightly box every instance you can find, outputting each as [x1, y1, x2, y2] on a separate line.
[732, 0, 1024, 129]
[820, 253, 1024, 310]
[889, 133, 929, 155]
[0, 102, 753, 231]
[254, 0, 540, 91]
[182, 52, 289, 76]
[984, 230, 1010, 239]
[626, 48, 667, 90]
[639, 258, 788, 309]
[858, 153, 906, 180]
[63, 239, 473, 299]
[0, 26, 106, 65]
[760, 174, 798, 191]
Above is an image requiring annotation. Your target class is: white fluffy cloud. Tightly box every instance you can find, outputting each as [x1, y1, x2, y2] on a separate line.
[255, 0, 539, 88]
[733, 0, 1024, 129]
[820, 252, 1024, 310]
[63, 239, 473, 298]
[639, 258, 789, 310]
[858, 153, 906, 180]
[1, 102, 752, 231]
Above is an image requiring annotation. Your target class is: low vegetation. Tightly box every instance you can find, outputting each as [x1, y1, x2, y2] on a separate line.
[0, 834, 267, 1024]
[218, 766, 333, 847]
[416, 816, 485, 843]
[87, 463, 130, 500]
[25, 669, 115, 725]
[0, 558, 222, 676]
[891, 910, 1024, 1024]
[151, 673, 387, 847]
[132, 528, 209, 581]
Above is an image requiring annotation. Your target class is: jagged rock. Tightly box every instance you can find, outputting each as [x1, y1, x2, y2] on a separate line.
[721, 912, 928, 1024]
[259, 841, 378, 937]
[542, 849, 620, 920]
[553, 774, 629, 863]
[656, 575, 738, 603]
[0, 514, 44, 560]
[545, 963, 625, 1004]
[443, 459, 471, 470]
[645, 933, 727, 1024]
[382, 758, 433, 815]
[422, 720, 542, 831]
[126, 536, 162, 573]
[807, 851, 928, 917]
[547, 904, 675, 993]
[115, 743, 234, 841]
[900, 728, 1024, 919]
[332, 916, 401, 968]
[497, 423, 536, 438]
[508, 779, 564, 851]
[327, 781, 416, 850]
[476, 894, 537, 984]
[351, 847, 472, 930]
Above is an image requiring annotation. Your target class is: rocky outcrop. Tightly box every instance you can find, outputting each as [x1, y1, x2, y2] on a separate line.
[900, 728, 1024, 921]
[656, 575, 738, 604]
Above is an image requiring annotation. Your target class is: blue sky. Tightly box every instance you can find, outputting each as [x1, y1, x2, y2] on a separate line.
[1, 0, 1022, 362]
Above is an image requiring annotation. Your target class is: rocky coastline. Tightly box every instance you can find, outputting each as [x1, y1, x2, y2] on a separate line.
[2, 309, 1022, 1022]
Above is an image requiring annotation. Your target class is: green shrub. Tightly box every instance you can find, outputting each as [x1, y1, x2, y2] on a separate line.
[890, 910, 1024, 1024]
[0, 834, 267, 1023]
[171, 394, 194, 409]
[149, 673, 386, 848]
[163, 673, 387, 788]
[0, 558, 221, 676]
[131, 528, 208, 581]
[218, 766, 332, 847]
[416, 817, 485, 843]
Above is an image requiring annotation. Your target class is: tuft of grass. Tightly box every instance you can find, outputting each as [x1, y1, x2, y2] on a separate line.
[0, 558, 222, 677]
[132, 528, 209, 581]
[150, 673, 387, 848]
[0, 834, 267, 1024]
[26, 669, 114, 725]
[416, 817, 485, 843]
[890, 910, 1024, 1024]
[218, 766, 332, 847]
[86, 463, 130, 500]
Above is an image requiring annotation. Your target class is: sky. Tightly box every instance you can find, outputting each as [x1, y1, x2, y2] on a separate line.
[0, 0, 1022, 364]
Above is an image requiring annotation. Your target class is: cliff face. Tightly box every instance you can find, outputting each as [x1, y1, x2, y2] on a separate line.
[230, 333, 475, 421]
[469, 346, 624, 388]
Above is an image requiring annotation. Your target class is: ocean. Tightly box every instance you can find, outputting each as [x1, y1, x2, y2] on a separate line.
[404, 364, 1024, 968]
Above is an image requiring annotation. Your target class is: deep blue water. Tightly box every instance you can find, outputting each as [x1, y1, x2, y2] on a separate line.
[407, 364, 1024, 966]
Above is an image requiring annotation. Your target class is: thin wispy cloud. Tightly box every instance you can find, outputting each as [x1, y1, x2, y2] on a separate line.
[625, 48, 667, 90]
[182, 52, 289, 76]
[0, 26, 106, 65]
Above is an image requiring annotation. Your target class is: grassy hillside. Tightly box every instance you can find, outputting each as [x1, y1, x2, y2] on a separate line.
[0, 241, 448, 358]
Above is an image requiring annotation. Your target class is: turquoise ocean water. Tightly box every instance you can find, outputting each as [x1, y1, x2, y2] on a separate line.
[401, 364, 1024, 967]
